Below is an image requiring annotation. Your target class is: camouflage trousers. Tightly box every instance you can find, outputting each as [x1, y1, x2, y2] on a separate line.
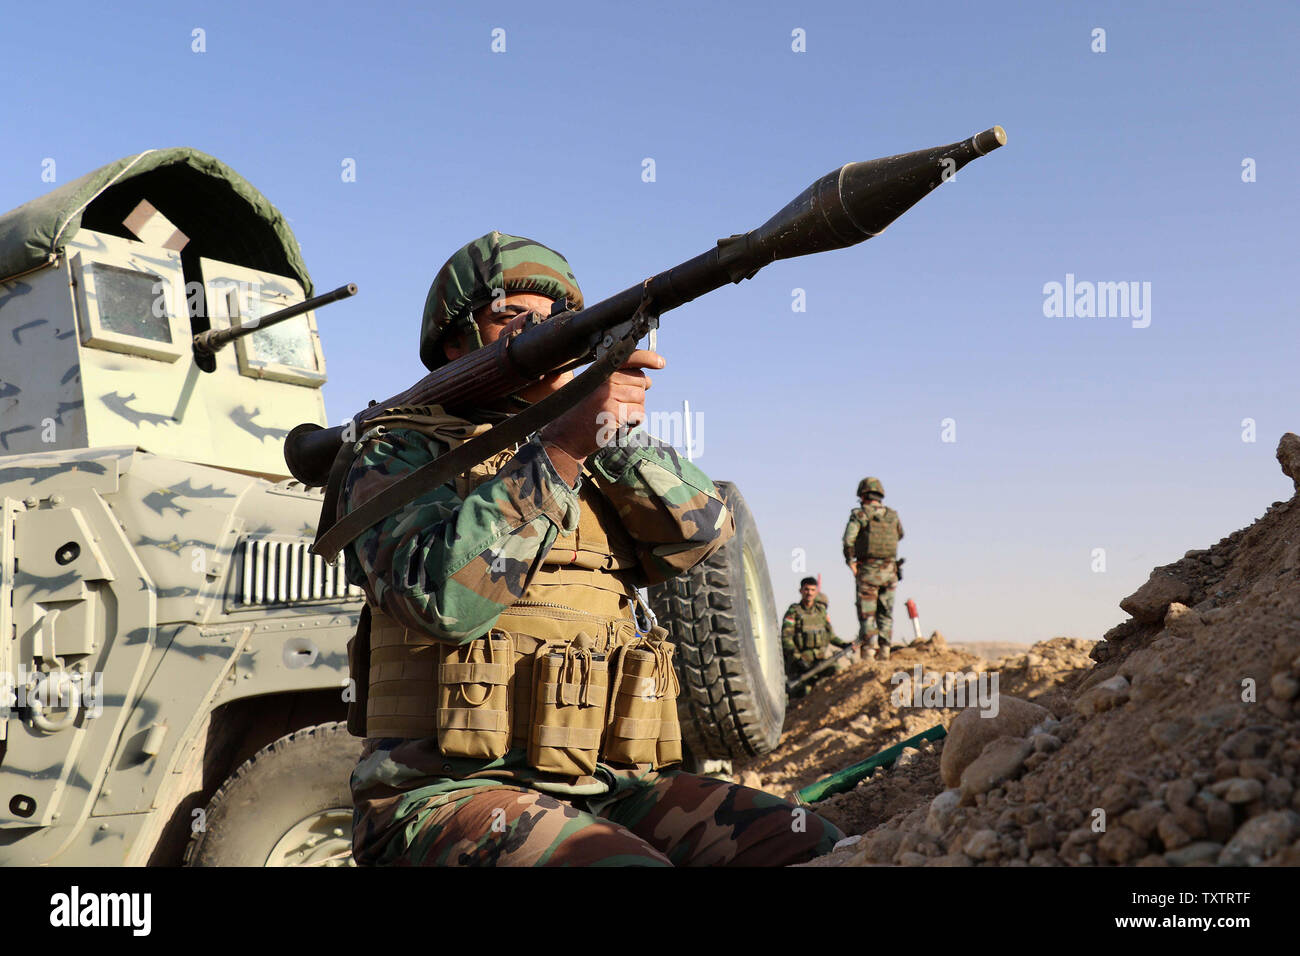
[855, 569, 897, 645]
[353, 768, 843, 867]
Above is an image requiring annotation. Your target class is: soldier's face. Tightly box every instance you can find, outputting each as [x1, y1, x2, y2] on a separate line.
[800, 584, 818, 604]
[446, 292, 569, 402]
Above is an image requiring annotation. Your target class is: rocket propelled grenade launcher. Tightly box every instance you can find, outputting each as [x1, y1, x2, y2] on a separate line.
[288, 127, 1006, 556]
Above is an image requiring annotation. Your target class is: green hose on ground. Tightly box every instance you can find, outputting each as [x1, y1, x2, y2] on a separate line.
[797, 723, 948, 804]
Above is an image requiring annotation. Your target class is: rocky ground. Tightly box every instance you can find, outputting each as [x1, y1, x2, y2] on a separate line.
[777, 433, 1300, 867]
[951, 641, 1034, 661]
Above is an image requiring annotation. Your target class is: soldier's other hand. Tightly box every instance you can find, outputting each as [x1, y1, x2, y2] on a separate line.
[542, 350, 663, 461]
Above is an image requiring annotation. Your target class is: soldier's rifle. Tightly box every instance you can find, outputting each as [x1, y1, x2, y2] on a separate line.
[786, 643, 861, 693]
[285, 128, 1008, 559]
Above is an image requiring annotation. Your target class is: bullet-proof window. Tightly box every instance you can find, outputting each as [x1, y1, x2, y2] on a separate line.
[200, 257, 326, 387]
[93, 265, 173, 343]
[231, 291, 317, 370]
[69, 231, 188, 363]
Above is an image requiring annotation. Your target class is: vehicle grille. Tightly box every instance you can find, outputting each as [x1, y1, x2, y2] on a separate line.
[232, 537, 363, 607]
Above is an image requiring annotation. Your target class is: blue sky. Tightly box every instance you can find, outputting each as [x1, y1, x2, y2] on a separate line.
[2, 0, 1295, 643]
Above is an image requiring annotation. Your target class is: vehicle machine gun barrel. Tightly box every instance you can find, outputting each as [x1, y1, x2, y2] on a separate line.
[193, 282, 358, 358]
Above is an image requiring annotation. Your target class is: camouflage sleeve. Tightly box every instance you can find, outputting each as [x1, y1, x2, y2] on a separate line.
[841, 511, 861, 564]
[823, 608, 843, 645]
[897, 513, 904, 541]
[586, 427, 734, 586]
[781, 603, 798, 653]
[341, 429, 581, 644]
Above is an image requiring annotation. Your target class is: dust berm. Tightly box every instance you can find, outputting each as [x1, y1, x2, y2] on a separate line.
[758, 432, 1300, 867]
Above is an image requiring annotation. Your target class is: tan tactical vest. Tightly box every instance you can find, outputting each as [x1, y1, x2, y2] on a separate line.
[791, 601, 830, 652]
[854, 505, 899, 561]
[347, 407, 682, 775]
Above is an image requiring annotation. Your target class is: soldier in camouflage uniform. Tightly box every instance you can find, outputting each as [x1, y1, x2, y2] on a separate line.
[335, 232, 843, 866]
[842, 477, 904, 662]
[781, 577, 853, 695]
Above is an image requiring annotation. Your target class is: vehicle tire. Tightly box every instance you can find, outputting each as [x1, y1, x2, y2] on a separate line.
[647, 480, 785, 759]
[184, 721, 361, 867]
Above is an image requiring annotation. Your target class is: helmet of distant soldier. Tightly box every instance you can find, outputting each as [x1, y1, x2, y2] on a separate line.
[857, 477, 885, 499]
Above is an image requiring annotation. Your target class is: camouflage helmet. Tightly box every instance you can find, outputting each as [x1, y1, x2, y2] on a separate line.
[419, 231, 584, 370]
[857, 477, 885, 499]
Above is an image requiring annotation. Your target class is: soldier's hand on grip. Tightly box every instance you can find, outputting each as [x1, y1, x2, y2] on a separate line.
[541, 349, 663, 467]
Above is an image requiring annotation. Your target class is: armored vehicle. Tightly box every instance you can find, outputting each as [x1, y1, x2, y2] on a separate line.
[0, 149, 365, 866]
[0, 148, 789, 866]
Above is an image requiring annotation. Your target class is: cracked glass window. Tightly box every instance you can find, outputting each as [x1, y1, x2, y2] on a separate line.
[95, 265, 172, 342]
[239, 293, 317, 370]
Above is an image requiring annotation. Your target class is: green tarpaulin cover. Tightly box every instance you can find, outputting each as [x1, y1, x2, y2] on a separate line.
[0, 148, 312, 294]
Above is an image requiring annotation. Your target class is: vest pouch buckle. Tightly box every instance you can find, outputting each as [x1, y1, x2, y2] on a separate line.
[436, 631, 512, 759]
[528, 634, 609, 776]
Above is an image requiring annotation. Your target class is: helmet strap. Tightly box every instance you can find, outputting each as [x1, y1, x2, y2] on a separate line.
[455, 312, 485, 354]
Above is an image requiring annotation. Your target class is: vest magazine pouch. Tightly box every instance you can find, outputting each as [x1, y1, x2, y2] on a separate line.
[529, 637, 608, 776]
[802, 626, 826, 652]
[346, 605, 372, 738]
[656, 690, 683, 767]
[437, 631, 512, 759]
[605, 631, 682, 768]
[603, 643, 662, 766]
[652, 635, 682, 766]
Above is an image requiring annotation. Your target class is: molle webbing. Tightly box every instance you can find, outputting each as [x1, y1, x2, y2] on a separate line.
[346, 404, 679, 769]
[363, 604, 681, 772]
[797, 624, 828, 651]
[857, 507, 898, 560]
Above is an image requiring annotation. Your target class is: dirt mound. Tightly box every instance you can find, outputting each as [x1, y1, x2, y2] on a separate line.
[735, 633, 1094, 834]
[815, 433, 1300, 868]
[951, 641, 1032, 661]
[735, 636, 982, 800]
[995, 637, 1096, 713]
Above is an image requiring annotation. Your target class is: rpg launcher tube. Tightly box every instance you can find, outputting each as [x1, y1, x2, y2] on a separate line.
[284, 128, 1006, 486]
[511, 126, 1009, 378]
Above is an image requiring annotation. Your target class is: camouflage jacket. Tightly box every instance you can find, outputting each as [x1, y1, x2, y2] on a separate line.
[340, 422, 734, 802]
[842, 500, 903, 586]
[781, 597, 849, 662]
[341, 427, 733, 644]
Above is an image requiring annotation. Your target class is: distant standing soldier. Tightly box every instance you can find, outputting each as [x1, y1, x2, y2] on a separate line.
[842, 477, 904, 661]
[782, 577, 853, 695]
